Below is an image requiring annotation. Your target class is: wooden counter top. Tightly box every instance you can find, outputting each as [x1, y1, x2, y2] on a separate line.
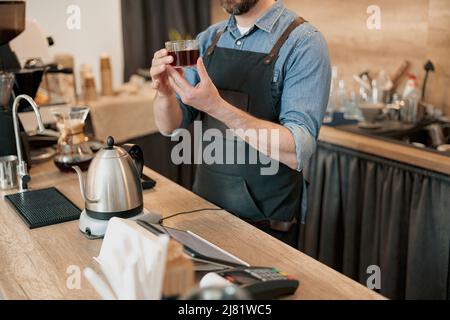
[319, 126, 450, 176]
[0, 161, 384, 300]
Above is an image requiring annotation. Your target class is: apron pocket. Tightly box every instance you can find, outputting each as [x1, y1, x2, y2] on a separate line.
[193, 166, 265, 220]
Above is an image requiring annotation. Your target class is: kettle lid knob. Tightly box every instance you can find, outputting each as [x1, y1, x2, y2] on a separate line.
[106, 136, 115, 149]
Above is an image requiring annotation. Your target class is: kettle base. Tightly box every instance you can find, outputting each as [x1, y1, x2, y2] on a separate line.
[79, 209, 150, 239]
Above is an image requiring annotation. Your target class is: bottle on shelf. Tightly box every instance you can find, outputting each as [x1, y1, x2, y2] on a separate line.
[401, 74, 422, 124]
[100, 54, 114, 96]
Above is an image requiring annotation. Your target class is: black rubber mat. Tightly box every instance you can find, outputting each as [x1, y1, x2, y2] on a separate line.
[5, 187, 81, 229]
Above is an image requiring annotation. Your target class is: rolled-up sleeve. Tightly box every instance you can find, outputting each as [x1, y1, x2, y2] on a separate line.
[279, 30, 331, 171]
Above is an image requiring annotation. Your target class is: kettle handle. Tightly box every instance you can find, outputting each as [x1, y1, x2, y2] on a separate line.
[122, 143, 144, 177]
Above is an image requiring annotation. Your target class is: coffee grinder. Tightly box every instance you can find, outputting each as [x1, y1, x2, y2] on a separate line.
[0, 1, 24, 157]
[0, 1, 44, 162]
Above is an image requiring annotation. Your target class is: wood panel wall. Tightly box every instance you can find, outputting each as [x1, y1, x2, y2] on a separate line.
[211, 0, 450, 114]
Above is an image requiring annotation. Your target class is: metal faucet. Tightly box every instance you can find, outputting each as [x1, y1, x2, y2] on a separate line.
[12, 94, 45, 192]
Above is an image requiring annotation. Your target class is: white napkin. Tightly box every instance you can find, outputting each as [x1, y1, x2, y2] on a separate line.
[86, 217, 169, 300]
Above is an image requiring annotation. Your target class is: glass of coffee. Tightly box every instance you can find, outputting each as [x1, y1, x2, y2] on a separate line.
[165, 40, 200, 68]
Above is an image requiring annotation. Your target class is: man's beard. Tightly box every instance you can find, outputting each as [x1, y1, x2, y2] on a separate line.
[220, 0, 259, 15]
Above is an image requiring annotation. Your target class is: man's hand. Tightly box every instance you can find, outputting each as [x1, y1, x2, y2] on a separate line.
[167, 58, 223, 114]
[150, 49, 176, 97]
[151, 48, 184, 136]
[166, 56, 299, 170]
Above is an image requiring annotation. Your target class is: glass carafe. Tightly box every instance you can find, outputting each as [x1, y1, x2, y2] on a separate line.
[51, 107, 93, 172]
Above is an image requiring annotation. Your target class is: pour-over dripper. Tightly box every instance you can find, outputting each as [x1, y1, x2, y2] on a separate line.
[51, 106, 94, 172]
[0, 72, 15, 110]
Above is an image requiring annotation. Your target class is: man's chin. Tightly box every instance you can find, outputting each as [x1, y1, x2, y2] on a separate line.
[221, 0, 259, 16]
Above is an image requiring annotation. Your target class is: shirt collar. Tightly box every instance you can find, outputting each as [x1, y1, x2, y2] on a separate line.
[225, 0, 285, 34]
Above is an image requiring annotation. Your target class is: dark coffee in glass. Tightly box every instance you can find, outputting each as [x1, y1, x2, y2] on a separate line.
[165, 40, 199, 68]
[168, 49, 200, 68]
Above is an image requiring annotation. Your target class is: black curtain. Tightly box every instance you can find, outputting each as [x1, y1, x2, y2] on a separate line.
[121, 0, 211, 80]
[300, 142, 450, 299]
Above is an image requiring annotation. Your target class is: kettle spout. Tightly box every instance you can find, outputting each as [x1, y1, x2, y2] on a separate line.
[72, 166, 99, 204]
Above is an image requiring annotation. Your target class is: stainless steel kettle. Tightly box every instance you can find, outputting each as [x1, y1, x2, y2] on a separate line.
[73, 136, 144, 220]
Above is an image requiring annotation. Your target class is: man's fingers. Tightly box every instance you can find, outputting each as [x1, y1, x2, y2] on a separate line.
[175, 67, 184, 78]
[167, 76, 177, 91]
[151, 80, 160, 89]
[196, 58, 209, 82]
[167, 66, 193, 92]
[152, 55, 173, 67]
[153, 49, 168, 59]
[168, 76, 184, 97]
[150, 64, 167, 78]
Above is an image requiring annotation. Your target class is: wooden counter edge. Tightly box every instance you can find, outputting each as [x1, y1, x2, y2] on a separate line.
[0, 162, 386, 300]
[319, 126, 450, 176]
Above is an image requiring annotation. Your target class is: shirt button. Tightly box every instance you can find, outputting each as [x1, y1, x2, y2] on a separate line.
[236, 40, 242, 46]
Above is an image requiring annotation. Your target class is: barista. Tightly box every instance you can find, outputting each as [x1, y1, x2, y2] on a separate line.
[151, 0, 331, 246]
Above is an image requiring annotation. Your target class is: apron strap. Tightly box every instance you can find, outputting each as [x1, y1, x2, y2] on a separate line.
[264, 17, 306, 65]
[206, 30, 224, 56]
[206, 17, 306, 60]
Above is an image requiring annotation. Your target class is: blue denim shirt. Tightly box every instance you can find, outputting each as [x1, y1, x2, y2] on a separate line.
[178, 0, 331, 172]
